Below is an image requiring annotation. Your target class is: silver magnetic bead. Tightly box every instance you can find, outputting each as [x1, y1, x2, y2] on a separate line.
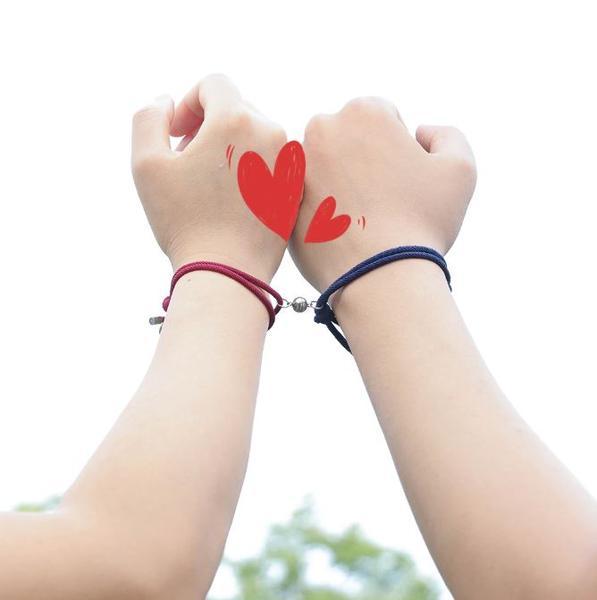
[291, 297, 309, 313]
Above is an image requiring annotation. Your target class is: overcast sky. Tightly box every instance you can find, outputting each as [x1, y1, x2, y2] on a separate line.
[1, 1, 596, 597]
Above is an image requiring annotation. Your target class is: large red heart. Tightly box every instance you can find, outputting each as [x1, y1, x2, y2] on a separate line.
[237, 141, 305, 241]
[304, 196, 352, 243]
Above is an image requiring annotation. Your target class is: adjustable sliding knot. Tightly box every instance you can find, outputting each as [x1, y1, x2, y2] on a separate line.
[313, 302, 335, 325]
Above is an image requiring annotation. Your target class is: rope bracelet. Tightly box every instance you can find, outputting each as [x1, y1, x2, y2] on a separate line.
[149, 247, 451, 349]
[149, 261, 283, 330]
[312, 246, 451, 352]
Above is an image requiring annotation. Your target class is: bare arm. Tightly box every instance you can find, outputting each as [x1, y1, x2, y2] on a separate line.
[0, 273, 267, 599]
[0, 74, 288, 600]
[336, 260, 597, 599]
[291, 97, 597, 599]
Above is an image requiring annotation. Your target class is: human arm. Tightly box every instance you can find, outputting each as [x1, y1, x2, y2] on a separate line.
[0, 74, 287, 600]
[0, 274, 268, 600]
[290, 97, 597, 599]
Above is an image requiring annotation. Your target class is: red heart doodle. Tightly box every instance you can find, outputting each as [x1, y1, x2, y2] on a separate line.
[237, 141, 305, 241]
[304, 196, 352, 243]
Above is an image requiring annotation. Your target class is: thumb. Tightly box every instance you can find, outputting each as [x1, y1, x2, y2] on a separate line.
[416, 125, 475, 165]
[131, 95, 174, 164]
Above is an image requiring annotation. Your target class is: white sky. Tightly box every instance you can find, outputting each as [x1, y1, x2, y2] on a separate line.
[1, 1, 596, 597]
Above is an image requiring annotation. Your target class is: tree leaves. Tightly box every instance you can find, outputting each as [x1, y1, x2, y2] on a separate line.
[216, 501, 438, 600]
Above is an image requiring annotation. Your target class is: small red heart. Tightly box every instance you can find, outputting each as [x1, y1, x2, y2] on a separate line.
[304, 196, 352, 243]
[237, 141, 305, 241]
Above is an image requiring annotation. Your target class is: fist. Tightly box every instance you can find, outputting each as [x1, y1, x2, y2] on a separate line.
[132, 74, 287, 281]
[290, 97, 476, 291]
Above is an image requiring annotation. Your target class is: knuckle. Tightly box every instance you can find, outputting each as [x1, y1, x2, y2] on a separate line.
[221, 107, 254, 132]
[343, 96, 394, 116]
[454, 156, 477, 184]
[304, 113, 330, 140]
[202, 72, 232, 86]
[132, 105, 161, 126]
[269, 124, 287, 148]
[445, 125, 464, 138]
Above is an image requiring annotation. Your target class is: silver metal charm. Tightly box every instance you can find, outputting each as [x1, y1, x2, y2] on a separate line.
[149, 316, 165, 326]
[291, 297, 309, 313]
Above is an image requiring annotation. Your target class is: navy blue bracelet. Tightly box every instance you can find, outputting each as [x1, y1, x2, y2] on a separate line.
[313, 246, 451, 353]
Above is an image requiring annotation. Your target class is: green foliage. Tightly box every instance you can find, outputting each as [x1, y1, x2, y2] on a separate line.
[213, 501, 438, 600]
[16, 496, 438, 599]
[14, 495, 61, 513]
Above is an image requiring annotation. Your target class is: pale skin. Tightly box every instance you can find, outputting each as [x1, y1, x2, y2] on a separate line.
[291, 99, 597, 598]
[0, 74, 596, 600]
[0, 75, 287, 600]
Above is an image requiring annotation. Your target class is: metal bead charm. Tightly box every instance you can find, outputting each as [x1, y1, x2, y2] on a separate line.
[291, 297, 309, 313]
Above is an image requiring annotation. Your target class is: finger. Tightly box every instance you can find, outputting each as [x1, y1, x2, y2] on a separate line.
[131, 95, 174, 163]
[416, 125, 474, 163]
[175, 128, 199, 152]
[170, 73, 242, 137]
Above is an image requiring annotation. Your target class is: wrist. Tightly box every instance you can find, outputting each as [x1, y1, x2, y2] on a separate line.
[332, 258, 451, 324]
[309, 233, 448, 293]
[162, 270, 271, 331]
[167, 247, 281, 283]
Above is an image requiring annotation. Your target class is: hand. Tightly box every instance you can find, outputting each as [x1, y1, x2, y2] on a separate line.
[132, 74, 287, 281]
[289, 97, 477, 291]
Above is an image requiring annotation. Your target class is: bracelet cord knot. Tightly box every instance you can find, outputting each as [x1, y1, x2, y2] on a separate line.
[160, 261, 283, 329]
[314, 246, 452, 353]
[313, 302, 336, 325]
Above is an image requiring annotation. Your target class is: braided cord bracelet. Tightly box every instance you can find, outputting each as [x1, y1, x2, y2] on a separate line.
[313, 246, 451, 353]
[151, 261, 284, 330]
[149, 248, 450, 345]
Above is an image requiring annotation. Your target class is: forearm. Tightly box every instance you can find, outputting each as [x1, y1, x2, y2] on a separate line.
[0, 511, 146, 599]
[0, 74, 286, 600]
[60, 271, 267, 597]
[335, 260, 597, 599]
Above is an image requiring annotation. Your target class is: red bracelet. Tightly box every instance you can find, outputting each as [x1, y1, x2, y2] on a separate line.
[155, 261, 283, 329]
